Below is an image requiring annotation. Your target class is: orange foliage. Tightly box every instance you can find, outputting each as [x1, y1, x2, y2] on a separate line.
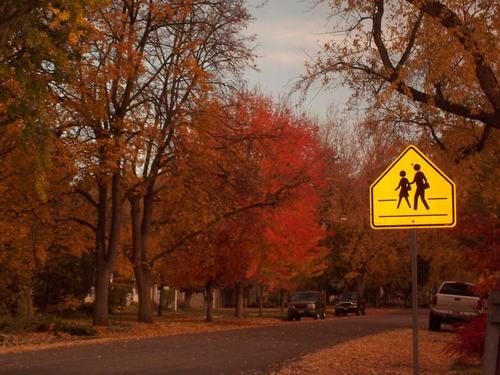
[159, 93, 328, 292]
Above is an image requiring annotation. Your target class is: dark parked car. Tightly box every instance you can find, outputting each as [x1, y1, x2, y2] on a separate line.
[287, 291, 326, 321]
[334, 291, 366, 316]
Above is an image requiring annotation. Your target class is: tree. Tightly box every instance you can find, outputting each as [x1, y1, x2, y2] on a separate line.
[54, 0, 170, 325]
[315, 116, 478, 304]
[246, 112, 329, 298]
[0, 129, 92, 318]
[118, 0, 254, 323]
[0, 2, 98, 319]
[448, 136, 499, 293]
[304, 0, 499, 157]
[52, 0, 250, 325]
[0, 0, 90, 149]
[157, 93, 329, 321]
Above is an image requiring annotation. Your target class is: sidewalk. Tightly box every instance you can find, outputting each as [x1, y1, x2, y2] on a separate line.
[273, 328, 481, 375]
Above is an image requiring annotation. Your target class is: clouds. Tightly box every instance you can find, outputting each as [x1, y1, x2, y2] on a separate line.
[243, 0, 347, 120]
[246, 0, 329, 67]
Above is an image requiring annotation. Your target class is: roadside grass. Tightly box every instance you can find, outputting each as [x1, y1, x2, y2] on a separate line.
[273, 328, 481, 375]
[0, 307, 287, 353]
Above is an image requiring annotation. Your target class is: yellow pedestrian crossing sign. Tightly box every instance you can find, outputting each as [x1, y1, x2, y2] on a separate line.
[370, 145, 456, 229]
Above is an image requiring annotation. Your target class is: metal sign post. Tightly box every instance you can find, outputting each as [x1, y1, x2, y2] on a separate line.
[370, 145, 458, 375]
[410, 229, 419, 375]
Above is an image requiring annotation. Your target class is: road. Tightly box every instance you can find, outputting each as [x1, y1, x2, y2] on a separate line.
[0, 310, 428, 375]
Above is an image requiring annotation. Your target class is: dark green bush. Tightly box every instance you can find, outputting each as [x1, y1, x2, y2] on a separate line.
[63, 324, 97, 336]
[1, 314, 96, 337]
[54, 321, 97, 336]
[34, 315, 62, 333]
[109, 285, 132, 312]
[0, 315, 58, 333]
[78, 302, 94, 316]
[178, 301, 191, 311]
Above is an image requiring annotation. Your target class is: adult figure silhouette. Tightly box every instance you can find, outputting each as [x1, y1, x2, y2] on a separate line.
[395, 170, 411, 208]
[410, 164, 429, 210]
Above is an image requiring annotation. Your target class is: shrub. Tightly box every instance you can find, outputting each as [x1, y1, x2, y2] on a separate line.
[446, 314, 486, 359]
[32, 316, 96, 336]
[62, 324, 97, 337]
[0, 314, 63, 333]
[109, 285, 132, 312]
[34, 316, 62, 333]
[78, 302, 94, 316]
[178, 301, 191, 311]
[53, 321, 97, 336]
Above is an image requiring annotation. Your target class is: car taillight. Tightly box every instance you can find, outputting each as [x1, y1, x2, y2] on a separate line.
[432, 295, 437, 307]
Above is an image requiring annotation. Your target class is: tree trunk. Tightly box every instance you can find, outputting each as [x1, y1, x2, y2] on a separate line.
[92, 174, 123, 326]
[130, 194, 154, 323]
[93, 181, 108, 325]
[93, 265, 111, 325]
[128, 181, 156, 323]
[243, 287, 248, 312]
[40, 271, 50, 314]
[376, 285, 383, 308]
[11, 284, 34, 320]
[157, 284, 166, 317]
[280, 289, 286, 316]
[356, 273, 366, 302]
[206, 281, 214, 322]
[258, 283, 264, 317]
[234, 282, 243, 317]
[134, 265, 153, 322]
[184, 289, 193, 308]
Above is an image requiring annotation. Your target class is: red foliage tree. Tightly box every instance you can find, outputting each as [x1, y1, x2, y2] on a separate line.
[159, 93, 328, 321]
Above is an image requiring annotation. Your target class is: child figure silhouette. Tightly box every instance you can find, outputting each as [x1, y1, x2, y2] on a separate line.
[395, 170, 411, 209]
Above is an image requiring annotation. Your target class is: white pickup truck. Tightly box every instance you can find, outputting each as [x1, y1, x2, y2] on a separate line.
[428, 281, 483, 331]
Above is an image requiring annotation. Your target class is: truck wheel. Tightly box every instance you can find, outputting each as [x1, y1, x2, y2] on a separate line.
[428, 313, 441, 331]
[356, 310, 360, 316]
[313, 314, 319, 320]
[295, 316, 301, 321]
[320, 311, 326, 319]
[287, 315, 294, 321]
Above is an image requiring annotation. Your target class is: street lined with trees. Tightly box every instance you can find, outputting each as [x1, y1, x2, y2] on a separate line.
[0, 0, 497, 371]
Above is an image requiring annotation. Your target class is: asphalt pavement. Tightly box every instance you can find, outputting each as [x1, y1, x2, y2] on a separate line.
[0, 309, 429, 375]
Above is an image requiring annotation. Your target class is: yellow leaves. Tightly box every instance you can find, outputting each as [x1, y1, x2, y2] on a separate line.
[306, 0, 498, 154]
[68, 30, 85, 46]
[48, 5, 71, 30]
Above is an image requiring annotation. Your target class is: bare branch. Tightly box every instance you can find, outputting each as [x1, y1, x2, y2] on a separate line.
[74, 188, 98, 208]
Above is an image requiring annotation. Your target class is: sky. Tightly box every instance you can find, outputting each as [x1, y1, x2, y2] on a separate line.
[243, 0, 350, 121]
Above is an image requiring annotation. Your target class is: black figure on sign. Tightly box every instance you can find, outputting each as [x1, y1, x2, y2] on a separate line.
[410, 164, 430, 210]
[395, 170, 411, 208]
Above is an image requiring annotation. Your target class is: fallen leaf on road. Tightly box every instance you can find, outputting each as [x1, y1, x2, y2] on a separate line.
[273, 329, 458, 375]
